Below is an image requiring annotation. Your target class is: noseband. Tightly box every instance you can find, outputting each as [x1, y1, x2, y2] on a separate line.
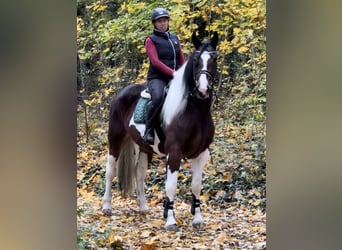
[195, 69, 215, 82]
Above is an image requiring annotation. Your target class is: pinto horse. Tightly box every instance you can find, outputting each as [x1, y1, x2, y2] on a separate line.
[102, 31, 218, 230]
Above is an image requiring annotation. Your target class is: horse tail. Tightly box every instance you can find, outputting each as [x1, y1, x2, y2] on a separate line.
[117, 137, 136, 198]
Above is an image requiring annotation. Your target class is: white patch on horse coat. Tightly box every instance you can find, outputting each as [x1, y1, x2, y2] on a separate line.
[198, 52, 210, 95]
[128, 115, 164, 155]
[129, 115, 146, 136]
[102, 154, 118, 211]
[165, 166, 179, 226]
[162, 62, 188, 126]
[165, 209, 177, 227]
[192, 207, 203, 225]
[136, 152, 149, 212]
[191, 149, 209, 195]
[191, 149, 209, 225]
[165, 167, 179, 199]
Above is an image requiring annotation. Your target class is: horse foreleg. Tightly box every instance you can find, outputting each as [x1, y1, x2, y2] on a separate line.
[191, 149, 210, 226]
[164, 163, 179, 230]
[136, 152, 149, 212]
[102, 154, 118, 216]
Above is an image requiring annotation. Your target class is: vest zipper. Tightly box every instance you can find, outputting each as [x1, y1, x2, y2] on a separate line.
[167, 32, 177, 71]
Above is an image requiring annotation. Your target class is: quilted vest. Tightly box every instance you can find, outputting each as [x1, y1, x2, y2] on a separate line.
[146, 29, 182, 82]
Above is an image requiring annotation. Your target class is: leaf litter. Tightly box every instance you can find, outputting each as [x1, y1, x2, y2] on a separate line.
[78, 176, 266, 249]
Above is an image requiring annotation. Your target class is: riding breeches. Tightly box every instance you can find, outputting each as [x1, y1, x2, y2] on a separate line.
[147, 78, 168, 109]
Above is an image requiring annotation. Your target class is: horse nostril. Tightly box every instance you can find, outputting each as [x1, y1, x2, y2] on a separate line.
[197, 90, 208, 99]
[199, 87, 207, 96]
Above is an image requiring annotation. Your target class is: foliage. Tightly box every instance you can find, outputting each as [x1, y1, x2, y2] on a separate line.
[77, 0, 266, 248]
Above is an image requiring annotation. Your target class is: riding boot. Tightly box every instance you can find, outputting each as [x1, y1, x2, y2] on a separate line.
[143, 104, 158, 145]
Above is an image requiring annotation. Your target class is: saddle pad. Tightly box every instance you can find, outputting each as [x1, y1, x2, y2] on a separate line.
[134, 97, 149, 124]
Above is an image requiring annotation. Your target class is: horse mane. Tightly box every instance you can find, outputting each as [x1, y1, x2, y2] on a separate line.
[162, 51, 198, 127]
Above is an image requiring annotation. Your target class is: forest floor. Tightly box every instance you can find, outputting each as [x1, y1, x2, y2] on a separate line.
[77, 187, 266, 250]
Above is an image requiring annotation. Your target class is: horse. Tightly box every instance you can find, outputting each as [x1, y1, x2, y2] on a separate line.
[102, 31, 219, 231]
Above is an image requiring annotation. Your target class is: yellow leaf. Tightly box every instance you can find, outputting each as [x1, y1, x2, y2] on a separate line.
[151, 219, 165, 227]
[175, 217, 183, 225]
[141, 230, 152, 238]
[79, 151, 88, 160]
[209, 169, 216, 176]
[141, 242, 158, 250]
[252, 199, 261, 206]
[238, 46, 249, 53]
[83, 100, 92, 105]
[151, 184, 159, 192]
[78, 189, 95, 201]
[213, 231, 226, 244]
[233, 27, 242, 34]
[252, 226, 259, 232]
[221, 173, 230, 182]
[201, 192, 211, 202]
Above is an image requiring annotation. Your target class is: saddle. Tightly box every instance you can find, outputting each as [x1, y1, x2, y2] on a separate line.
[133, 87, 168, 124]
[133, 89, 151, 124]
[133, 87, 168, 144]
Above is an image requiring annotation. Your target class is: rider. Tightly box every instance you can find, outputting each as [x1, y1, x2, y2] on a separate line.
[143, 7, 185, 144]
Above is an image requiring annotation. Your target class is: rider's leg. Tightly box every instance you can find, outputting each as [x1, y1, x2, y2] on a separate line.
[143, 79, 166, 144]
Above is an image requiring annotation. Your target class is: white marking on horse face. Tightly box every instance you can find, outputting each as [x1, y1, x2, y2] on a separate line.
[198, 52, 210, 95]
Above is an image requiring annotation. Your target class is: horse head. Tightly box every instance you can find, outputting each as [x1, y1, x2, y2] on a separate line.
[190, 31, 219, 99]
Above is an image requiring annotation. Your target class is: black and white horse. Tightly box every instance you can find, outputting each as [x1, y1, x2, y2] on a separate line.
[102, 31, 218, 231]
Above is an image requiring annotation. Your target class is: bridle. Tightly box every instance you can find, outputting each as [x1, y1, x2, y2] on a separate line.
[190, 46, 218, 99]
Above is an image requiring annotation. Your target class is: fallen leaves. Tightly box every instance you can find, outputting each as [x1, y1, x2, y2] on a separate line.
[77, 188, 266, 249]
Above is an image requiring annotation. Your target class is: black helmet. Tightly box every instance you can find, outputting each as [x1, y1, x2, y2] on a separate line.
[151, 7, 170, 22]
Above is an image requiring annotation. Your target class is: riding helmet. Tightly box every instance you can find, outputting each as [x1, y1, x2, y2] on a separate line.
[151, 7, 170, 22]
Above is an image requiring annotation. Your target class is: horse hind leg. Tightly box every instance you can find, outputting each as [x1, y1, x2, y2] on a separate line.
[191, 148, 210, 227]
[102, 105, 128, 216]
[135, 152, 149, 213]
[102, 154, 118, 216]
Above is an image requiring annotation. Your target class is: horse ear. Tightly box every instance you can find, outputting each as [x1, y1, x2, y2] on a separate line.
[210, 31, 219, 50]
[192, 31, 201, 49]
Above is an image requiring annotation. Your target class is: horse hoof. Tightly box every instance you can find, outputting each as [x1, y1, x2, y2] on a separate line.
[103, 209, 112, 216]
[164, 224, 179, 232]
[139, 208, 150, 214]
[192, 223, 201, 232]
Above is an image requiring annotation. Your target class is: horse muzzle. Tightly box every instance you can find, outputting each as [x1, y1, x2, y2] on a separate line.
[197, 87, 210, 99]
[192, 83, 211, 99]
